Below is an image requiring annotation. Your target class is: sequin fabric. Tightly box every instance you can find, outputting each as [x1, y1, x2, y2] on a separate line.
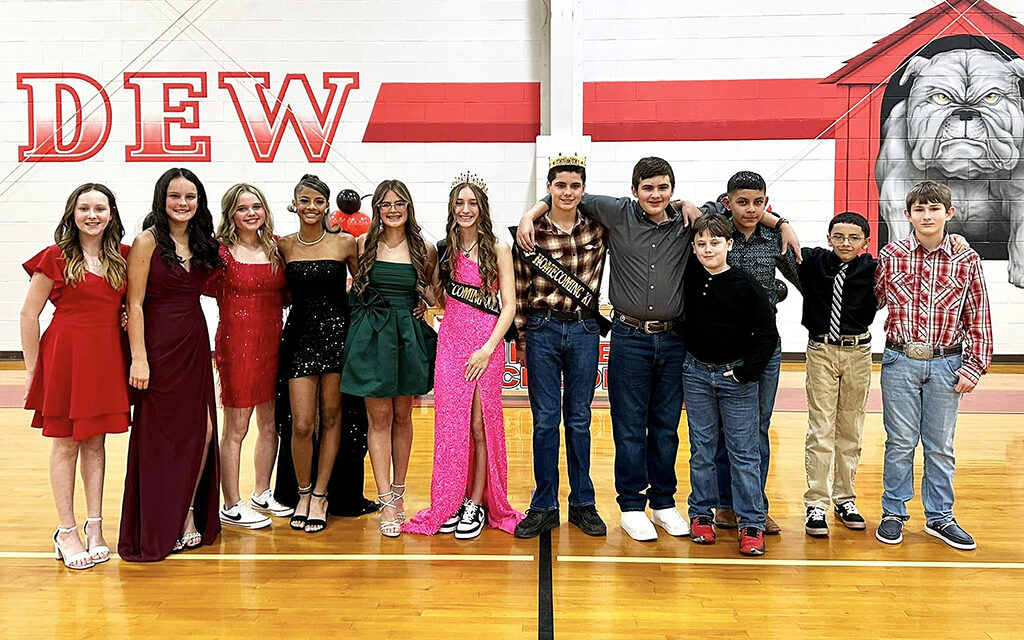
[210, 244, 287, 408]
[404, 254, 524, 535]
[279, 259, 349, 379]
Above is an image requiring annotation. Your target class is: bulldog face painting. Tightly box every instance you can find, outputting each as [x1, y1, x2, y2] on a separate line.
[875, 48, 1024, 287]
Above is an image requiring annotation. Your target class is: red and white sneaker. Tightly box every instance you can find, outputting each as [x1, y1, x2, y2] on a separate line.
[689, 516, 715, 544]
[739, 527, 765, 556]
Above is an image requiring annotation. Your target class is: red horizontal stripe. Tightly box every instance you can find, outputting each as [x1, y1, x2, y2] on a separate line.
[584, 79, 848, 141]
[363, 82, 540, 143]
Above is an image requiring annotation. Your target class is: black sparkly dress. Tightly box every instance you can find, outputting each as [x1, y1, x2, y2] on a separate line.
[273, 259, 377, 516]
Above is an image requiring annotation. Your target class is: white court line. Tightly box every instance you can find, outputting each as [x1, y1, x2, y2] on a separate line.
[557, 555, 1024, 569]
[0, 552, 533, 562]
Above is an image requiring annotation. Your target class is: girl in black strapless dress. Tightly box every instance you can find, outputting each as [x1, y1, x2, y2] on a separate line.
[272, 175, 376, 533]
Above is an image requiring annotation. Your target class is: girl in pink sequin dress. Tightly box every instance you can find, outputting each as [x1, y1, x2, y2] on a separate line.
[404, 175, 524, 538]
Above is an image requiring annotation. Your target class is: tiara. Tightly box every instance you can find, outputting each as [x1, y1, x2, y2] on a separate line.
[548, 153, 586, 169]
[451, 171, 488, 194]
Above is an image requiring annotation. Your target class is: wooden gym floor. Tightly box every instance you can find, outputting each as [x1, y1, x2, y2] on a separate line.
[1, 364, 1022, 639]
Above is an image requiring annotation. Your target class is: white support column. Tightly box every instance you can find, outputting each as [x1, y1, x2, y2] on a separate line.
[535, 0, 590, 199]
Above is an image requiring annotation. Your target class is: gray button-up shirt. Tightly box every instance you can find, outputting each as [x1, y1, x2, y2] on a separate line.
[545, 194, 693, 320]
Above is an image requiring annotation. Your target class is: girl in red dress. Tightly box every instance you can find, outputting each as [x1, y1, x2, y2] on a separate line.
[20, 183, 131, 570]
[119, 168, 223, 561]
[208, 183, 290, 529]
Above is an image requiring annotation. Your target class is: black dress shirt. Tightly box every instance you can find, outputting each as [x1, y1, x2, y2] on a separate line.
[797, 247, 878, 338]
[683, 260, 779, 383]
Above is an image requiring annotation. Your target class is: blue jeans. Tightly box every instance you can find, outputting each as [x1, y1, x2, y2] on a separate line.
[607, 319, 685, 512]
[715, 340, 781, 512]
[524, 312, 601, 511]
[880, 348, 963, 523]
[683, 353, 765, 529]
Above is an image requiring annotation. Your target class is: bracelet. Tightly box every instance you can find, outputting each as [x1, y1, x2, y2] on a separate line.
[774, 217, 789, 230]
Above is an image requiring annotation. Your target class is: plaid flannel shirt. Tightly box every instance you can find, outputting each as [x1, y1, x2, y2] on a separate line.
[874, 234, 993, 384]
[513, 212, 606, 349]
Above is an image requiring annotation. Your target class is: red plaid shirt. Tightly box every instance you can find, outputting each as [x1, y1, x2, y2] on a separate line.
[874, 234, 993, 384]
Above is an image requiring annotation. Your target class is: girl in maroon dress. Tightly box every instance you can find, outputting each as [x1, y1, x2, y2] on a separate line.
[21, 183, 130, 570]
[119, 168, 223, 561]
[207, 183, 290, 529]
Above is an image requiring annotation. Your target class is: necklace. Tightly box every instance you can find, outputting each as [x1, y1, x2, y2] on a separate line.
[83, 252, 102, 274]
[296, 228, 326, 246]
[381, 236, 406, 253]
[460, 240, 478, 258]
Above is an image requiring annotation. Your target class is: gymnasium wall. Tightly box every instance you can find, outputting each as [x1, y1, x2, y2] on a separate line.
[2, 0, 1022, 360]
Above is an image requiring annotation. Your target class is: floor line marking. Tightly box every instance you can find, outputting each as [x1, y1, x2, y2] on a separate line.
[557, 555, 1024, 569]
[537, 530, 554, 640]
[1, 552, 534, 562]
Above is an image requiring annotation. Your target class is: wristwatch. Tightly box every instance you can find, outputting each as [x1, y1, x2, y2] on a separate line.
[774, 217, 789, 230]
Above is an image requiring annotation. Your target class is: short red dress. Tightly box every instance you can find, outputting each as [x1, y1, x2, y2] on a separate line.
[23, 244, 132, 440]
[208, 242, 287, 408]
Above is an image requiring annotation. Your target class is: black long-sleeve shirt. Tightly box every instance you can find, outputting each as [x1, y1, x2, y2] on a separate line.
[683, 260, 779, 383]
[797, 247, 879, 338]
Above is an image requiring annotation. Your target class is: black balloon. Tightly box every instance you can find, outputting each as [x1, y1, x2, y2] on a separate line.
[336, 188, 361, 214]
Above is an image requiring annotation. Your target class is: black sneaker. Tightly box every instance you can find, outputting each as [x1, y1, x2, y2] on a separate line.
[454, 500, 486, 540]
[568, 504, 607, 537]
[805, 506, 828, 537]
[515, 508, 560, 538]
[834, 501, 867, 530]
[925, 518, 977, 550]
[875, 514, 905, 545]
[439, 498, 469, 534]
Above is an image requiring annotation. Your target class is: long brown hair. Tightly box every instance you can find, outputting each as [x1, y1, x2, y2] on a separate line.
[443, 181, 498, 300]
[353, 179, 430, 296]
[217, 183, 280, 273]
[54, 183, 127, 289]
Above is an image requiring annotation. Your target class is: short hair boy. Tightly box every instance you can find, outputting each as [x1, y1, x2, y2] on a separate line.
[682, 213, 779, 556]
[798, 212, 876, 537]
[873, 180, 992, 550]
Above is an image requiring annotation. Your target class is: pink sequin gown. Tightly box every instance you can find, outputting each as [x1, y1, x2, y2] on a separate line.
[404, 254, 524, 535]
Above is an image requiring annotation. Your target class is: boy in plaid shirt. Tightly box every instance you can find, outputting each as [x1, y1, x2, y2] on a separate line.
[873, 180, 992, 550]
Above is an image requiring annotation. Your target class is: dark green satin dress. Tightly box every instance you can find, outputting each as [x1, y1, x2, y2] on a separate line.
[341, 261, 437, 397]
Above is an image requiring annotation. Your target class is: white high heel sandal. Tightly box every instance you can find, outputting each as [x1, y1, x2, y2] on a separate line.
[83, 517, 110, 563]
[53, 525, 95, 570]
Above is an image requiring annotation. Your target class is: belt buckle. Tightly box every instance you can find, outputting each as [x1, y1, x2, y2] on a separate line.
[841, 336, 857, 347]
[642, 320, 662, 334]
[906, 341, 933, 360]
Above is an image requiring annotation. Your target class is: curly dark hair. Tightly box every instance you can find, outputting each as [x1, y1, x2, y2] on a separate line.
[142, 168, 222, 271]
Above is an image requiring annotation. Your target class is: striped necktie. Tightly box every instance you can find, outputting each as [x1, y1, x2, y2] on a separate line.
[828, 263, 848, 342]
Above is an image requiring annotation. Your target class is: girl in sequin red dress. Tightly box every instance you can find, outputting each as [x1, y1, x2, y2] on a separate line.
[404, 175, 524, 539]
[21, 183, 130, 570]
[206, 184, 291, 529]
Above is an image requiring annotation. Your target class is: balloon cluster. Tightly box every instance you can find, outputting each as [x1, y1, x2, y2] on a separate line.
[329, 188, 370, 235]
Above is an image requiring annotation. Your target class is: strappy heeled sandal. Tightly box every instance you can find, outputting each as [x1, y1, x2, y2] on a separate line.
[378, 492, 401, 538]
[180, 506, 203, 550]
[305, 491, 329, 534]
[390, 483, 406, 524]
[290, 485, 313, 531]
[83, 517, 110, 563]
[53, 525, 94, 570]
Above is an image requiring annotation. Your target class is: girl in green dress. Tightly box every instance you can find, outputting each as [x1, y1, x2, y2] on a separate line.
[341, 179, 438, 537]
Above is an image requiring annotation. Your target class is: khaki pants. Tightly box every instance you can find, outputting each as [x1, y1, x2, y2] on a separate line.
[803, 338, 872, 509]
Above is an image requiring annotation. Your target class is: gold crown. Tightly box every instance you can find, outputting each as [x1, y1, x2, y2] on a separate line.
[548, 153, 587, 169]
[451, 171, 488, 194]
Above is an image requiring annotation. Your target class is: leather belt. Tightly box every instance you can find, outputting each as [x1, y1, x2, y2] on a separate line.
[532, 308, 598, 322]
[812, 333, 871, 347]
[612, 310, 675, 334]
[885, 339, 962, 361]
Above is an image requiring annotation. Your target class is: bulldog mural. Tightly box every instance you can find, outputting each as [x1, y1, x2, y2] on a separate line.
[876, 48, 1024, 287]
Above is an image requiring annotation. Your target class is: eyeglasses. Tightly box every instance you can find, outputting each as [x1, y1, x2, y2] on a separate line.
[379, 201, 408, 211]
[829, 233, 864, 244]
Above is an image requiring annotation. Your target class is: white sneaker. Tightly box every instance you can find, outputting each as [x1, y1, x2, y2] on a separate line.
[220, 501, 272, 529]
[440, 498, 469, 534]
[651, 507, 690, 536]
[454, 499, 486, 540]
[249, 489, 294, 517]
[620, 511, 658, 541]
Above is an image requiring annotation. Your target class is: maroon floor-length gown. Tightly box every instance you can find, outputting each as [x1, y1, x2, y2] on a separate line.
[118, 251, 220, 562]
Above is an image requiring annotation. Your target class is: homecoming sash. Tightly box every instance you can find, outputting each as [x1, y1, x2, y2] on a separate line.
[508, 226, 611, 336]
[437, 240, 518, 343]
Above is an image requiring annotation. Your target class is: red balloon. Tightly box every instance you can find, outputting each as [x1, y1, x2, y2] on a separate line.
[329, 210, 371, 236]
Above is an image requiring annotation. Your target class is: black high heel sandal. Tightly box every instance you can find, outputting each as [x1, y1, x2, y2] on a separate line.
[290, 485, 313, 531]
[305, 491, 329, 534]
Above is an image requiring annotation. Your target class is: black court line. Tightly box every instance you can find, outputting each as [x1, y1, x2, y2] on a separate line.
[538, 529, 554, 640]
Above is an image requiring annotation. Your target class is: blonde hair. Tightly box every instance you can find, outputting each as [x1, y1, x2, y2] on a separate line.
[353, 179, 430, 296]
[54, 183, 127, 289]
[217, 183, 280, 273]
[443, 181, 498, 300]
